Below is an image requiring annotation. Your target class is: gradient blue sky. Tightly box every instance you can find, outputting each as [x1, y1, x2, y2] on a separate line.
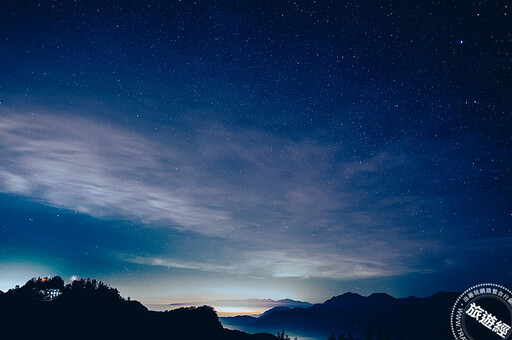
[0, 1, 510, 310]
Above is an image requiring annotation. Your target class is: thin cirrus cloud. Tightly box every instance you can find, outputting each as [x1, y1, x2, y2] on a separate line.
[122, 245, 414, 281]
[0, 110, 431, 281]
[0, 111, 231, 235]
[0, 110, 395, 235]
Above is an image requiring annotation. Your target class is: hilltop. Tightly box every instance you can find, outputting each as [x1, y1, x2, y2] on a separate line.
[0, 277, 277, 340]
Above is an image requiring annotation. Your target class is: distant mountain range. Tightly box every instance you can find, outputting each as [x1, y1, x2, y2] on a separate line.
[170, 298, 312, 313]
[221, 291, 460, 340]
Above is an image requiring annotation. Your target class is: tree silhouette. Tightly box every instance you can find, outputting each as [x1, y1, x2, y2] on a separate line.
[277, 330, 290, 339]
[365, 328, 374, 340]
[0, 277, 280, 340]
[50, 276, 64, 289]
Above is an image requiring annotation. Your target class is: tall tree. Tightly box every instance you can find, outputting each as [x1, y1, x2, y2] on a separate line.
[365, 328, 374, 340]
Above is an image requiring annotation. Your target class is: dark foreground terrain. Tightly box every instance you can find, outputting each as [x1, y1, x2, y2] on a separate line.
[0, 277, 276, 340]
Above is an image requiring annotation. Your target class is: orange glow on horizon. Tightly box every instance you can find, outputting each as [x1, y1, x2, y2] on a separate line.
[213, 306, 267, 317]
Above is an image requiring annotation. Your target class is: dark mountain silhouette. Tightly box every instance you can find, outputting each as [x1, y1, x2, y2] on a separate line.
[221, 291, 460, 340]
[170, 298, 312, 312]
[0, 277, 277, 340]
[261, 306, 292, 316]
[272, 298, 312, 309]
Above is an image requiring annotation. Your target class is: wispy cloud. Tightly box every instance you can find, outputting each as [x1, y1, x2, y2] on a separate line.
[0, 110, 438, 281]
[122, 243, 419, 281]
[123, 255, 234, 273]
[0, 112, 232, 234]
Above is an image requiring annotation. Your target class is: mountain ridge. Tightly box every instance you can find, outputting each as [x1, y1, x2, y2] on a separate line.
[169, 298, 312, 309]
[221, 291, 460, 340]
[0, 277, 277, 340]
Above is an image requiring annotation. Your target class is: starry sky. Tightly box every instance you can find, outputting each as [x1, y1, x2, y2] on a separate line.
[0, 1, 511, 311]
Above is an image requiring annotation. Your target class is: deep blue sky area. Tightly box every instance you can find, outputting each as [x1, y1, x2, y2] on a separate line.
[0, 0, 510, 308]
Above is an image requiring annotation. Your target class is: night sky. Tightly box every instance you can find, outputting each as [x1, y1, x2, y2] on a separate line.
[0, 1, 511, 312]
